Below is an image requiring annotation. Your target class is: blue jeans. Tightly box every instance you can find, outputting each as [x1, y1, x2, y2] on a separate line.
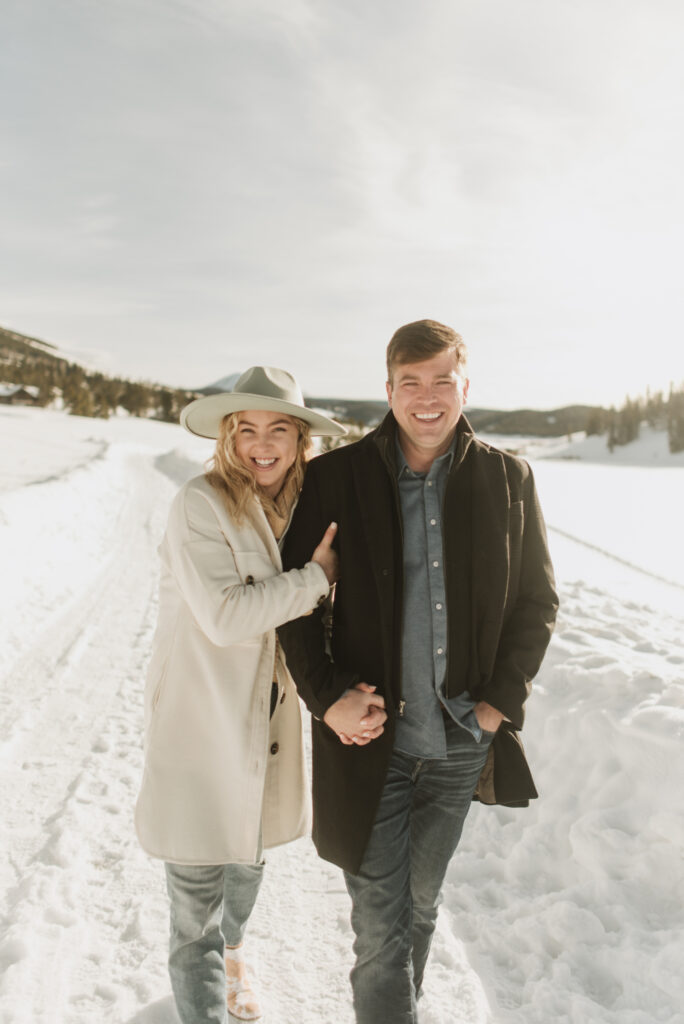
[165, 861, 264, 1024]
[344, 719, 494, 1024]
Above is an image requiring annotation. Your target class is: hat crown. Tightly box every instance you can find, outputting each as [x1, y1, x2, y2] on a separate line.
[233, 366, 304, 408]
[180, 363, 345, 439]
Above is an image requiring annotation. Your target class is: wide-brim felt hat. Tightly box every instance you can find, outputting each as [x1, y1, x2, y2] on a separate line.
[180, 365, 347, 439]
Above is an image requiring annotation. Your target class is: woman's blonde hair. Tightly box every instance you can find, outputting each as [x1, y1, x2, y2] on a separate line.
[205, 411, 312, 523]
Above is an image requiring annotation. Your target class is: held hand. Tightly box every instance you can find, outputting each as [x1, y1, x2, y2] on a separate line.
[338, 683, 388, 745]
[311, 521, 339, 586]
[324, 683, 387, 746]
[474, 700, 504, 734]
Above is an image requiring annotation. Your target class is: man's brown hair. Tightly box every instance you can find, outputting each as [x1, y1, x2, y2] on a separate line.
[386, 319, 467, 383]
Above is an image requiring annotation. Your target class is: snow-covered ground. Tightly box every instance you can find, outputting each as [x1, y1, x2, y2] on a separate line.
[1, 405, 682, 1024]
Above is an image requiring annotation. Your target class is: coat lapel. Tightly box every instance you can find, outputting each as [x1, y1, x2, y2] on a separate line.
[470, 444, 511, 672]
[350, 437, 402, 689]
[245, 498, 284, 571]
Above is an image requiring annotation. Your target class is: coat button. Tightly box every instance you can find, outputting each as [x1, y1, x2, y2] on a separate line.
[245, 575, 255, 585]
[270, 742, 279, 755]
[316, 594, 326, 606]
[280, 690, 286, 704]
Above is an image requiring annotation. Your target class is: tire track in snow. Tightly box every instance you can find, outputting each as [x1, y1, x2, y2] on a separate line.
[546, 524, 684, 592]
[0, 451, 176, 1023]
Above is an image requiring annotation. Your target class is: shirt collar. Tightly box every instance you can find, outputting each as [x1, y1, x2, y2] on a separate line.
[395, 433, 457, 480]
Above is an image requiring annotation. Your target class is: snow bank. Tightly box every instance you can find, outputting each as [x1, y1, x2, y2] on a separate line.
[447, 580, 684, 1023]
[484, 423, 684, 468]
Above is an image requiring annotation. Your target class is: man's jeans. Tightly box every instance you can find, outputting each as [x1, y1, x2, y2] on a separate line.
[344, 719, 494, 1024]
[165, 861, 264, 1024]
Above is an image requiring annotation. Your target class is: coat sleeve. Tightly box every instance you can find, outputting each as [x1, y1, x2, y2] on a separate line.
[277, 457, 360, 721]
[164, 483, 330, 647]
[483, 464, 558, 728]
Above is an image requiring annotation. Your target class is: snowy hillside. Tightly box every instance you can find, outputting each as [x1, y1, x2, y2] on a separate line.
[0, 406, 682, 1024]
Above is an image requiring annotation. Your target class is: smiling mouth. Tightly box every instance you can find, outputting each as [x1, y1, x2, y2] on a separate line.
[252, 457, 277, 468]
[413, 412, 443, 422]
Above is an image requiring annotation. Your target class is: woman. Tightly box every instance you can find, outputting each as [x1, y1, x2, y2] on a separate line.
[135, 366, 346, 1023]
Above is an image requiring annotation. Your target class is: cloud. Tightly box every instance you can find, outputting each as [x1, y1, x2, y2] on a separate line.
[1, 0, 682, 405]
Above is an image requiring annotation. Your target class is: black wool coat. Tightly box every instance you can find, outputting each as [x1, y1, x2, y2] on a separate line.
[279, 412, 559, 874]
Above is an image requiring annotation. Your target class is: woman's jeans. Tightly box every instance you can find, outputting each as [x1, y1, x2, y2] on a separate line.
[344, 719, 494, 1024]
[164, 860, 264, 1024]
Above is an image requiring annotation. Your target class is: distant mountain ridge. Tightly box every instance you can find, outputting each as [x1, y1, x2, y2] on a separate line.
[0, 324, 199, 421]
[0, 325, 601, 437]
[305, 399, 599, 437]
[203, 372, 241, 393]
[199, 376, 598, 437]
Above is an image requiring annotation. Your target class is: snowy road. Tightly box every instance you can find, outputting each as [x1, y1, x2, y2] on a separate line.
[0, 443, 173, 1021]
[1, 407, 682, 1024]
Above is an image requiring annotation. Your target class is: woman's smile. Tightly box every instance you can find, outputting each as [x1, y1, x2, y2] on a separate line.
[234, 410, 299, 497]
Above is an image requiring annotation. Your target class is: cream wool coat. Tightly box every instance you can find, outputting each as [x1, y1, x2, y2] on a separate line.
[135, 474, 329, 865]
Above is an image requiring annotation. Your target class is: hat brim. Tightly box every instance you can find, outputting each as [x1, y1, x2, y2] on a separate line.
[180, 392, 347, 439]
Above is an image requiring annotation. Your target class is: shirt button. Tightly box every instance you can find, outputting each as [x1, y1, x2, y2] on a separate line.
[270, 742, 279, 755]
[427, 481, 433, 487]
[433, 561, 439, 568]
[430, 518, 437, 526]
[436, 647, 444, 655]
[436, 603, 443, 610]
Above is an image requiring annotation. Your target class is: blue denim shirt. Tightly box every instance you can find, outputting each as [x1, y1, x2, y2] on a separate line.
[393, 438, 482, 758]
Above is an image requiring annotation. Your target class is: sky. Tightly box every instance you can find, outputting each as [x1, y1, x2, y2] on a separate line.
[1, 0, 683, 409]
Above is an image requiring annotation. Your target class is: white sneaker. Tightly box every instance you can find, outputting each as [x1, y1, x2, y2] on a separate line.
[225, 944, 262, 1022]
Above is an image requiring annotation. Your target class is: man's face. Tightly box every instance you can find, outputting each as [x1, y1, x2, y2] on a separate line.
[386, 350, 469, 466]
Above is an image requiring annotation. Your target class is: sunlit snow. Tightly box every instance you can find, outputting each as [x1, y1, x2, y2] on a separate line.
[0, 405, 682, 1024]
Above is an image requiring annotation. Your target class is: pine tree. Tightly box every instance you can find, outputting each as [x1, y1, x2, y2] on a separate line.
[606, 408, 617, 452]
[645, 388, 666, 429]
[63, 365, 94, 417]
[585, 408, 606, 436]
[160, 389, 174, 421]
[667, 383, 684, 453]
[120, 381, 153, 416]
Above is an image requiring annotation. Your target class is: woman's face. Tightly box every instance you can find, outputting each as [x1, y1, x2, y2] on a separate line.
[234, 410, 299, 497]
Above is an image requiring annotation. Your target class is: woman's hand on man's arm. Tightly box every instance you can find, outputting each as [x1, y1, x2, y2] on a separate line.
[311, 521, 339, 586]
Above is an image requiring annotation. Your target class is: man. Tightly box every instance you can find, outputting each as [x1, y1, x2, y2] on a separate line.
[278, 319, 558, 1023]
